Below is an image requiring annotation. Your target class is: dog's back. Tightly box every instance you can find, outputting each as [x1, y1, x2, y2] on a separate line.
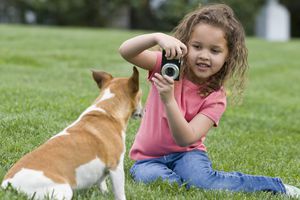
[1, 67, 142, 200]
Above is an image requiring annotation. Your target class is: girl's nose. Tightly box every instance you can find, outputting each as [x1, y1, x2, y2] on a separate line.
[198, 49, 209, 60]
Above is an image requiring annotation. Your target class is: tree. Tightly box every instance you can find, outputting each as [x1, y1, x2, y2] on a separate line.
[8, 0, 128, 26]
[281, 0, 300, 37]
[130, 0, 266, 35]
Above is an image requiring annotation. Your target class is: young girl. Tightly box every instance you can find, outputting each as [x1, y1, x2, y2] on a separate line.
[119, 3, 300, 197]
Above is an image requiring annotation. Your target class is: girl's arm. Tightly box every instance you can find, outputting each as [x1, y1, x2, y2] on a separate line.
[165, 98, 214, 147]
[119, 33, 187, 70]
[152, 73, 214, 147]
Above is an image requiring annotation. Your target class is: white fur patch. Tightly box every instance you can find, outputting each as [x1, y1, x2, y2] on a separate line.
[1, 179, 8, 188]
[49, 88, 114, 141]
[2, 168, 72, 200]
[75, 157, 106, 189]
[50, 105, 106, 140]
[51, 130, 69, 139]
[98, 88, 115, 102]
[108, 130, 126, 200]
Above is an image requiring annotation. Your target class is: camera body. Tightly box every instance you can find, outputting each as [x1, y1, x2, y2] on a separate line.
[161, 50, 181, 81]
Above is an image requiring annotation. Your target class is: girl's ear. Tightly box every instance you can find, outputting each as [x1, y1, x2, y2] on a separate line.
[92, 70, 113, 89]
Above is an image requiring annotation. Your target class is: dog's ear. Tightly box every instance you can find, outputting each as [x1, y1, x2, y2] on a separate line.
[128, 66, 139, 93]
[92, 70, 113, 89]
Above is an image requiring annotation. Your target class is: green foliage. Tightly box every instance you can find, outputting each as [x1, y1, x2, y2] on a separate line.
[1, 25, 300, 199]
[6, 0, 265, 34]
[125, 0, 266, 34]
[10, 0, 128, 26]
[130, 0, 203, 31]
[7, 0, 300, 36]
[280, 0, 300, 37]
[208, 0, 265, 35]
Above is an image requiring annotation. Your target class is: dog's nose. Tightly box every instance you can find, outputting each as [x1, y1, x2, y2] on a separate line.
[132, 112, 143, 119]
[136, 113, 142, 118]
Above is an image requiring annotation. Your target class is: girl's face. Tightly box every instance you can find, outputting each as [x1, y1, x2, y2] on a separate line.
[185, 23, 228, 84]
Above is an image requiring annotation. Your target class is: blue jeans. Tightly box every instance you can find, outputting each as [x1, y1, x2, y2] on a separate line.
[130, 150, 286, 194]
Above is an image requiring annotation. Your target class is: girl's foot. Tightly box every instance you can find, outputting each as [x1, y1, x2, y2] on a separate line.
[284, 184, 300, 198]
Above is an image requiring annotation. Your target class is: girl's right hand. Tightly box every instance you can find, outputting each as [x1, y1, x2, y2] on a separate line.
[154, 33, 188, 60]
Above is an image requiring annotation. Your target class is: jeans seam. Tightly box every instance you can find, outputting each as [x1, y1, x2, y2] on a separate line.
[275, 177, 286, 193]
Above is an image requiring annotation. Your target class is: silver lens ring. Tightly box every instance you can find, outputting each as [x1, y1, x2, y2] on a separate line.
[161, 63, 179, 80]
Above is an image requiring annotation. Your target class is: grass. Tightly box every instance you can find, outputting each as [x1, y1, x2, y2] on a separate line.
[0, 24, 299, 199]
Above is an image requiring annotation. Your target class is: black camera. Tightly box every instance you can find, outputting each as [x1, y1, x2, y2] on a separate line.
[161, 50, 181, 81]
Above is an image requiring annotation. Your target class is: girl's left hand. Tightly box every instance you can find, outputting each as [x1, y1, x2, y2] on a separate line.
[152, 73, 175, 104]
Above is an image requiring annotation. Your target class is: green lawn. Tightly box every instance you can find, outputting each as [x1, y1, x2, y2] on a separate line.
[0, 25, 299, 200]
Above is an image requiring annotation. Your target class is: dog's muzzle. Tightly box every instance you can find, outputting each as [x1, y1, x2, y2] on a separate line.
[132, 102, 143, 119]
[132, 112, 143, 119]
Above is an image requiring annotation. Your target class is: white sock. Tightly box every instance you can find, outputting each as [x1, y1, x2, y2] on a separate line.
[284, 184, 300, 198]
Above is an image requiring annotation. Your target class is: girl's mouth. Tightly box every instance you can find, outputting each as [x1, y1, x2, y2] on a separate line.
[196, 63, 210, 70]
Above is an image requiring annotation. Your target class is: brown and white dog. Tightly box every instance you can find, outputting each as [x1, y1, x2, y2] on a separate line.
[1, 67, 142, 200]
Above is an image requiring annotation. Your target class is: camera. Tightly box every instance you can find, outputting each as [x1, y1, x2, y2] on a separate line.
[161, 50, 181, 81]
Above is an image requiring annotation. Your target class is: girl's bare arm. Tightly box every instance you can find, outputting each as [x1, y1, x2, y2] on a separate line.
[119, 33, 187, 70]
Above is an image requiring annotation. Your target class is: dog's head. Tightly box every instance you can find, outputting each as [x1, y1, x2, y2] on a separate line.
[92, 67, 143, 120]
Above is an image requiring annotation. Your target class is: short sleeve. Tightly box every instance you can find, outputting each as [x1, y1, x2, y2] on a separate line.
[148, 51, 162, 80]
[200, 89, 227, 126]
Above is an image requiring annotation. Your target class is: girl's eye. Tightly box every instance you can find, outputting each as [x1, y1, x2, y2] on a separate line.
[211, 49, 221, 54]
[192, 44, 200, 49]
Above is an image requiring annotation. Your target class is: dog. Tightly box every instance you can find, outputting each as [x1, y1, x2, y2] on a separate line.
[1, 67, 143, 200]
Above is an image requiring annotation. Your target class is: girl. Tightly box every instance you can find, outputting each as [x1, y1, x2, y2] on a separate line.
[119, 3, 300, 197]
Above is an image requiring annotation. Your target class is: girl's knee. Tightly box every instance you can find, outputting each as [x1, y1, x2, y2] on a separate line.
[130, 162, 182, 184]
[183, 169, 215, 189]
[130, 166, 159, 183]
[130, 162, 164, 183]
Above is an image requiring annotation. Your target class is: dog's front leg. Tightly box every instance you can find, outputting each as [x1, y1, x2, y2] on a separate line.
[98, 174, 109, 194]
[109, 160, 126, 200]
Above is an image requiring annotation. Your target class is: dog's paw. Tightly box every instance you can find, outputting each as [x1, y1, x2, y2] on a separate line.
[99, 179, 108, 194]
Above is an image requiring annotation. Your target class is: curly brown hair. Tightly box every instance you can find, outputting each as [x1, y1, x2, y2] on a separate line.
[172, 4, 248, 104]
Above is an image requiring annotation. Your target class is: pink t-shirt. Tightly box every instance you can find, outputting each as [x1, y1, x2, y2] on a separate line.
[129, 52, 227, 160]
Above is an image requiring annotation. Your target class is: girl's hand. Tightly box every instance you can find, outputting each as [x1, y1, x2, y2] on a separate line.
[154, 33, 187, 60]
[152, 73, 175, 104]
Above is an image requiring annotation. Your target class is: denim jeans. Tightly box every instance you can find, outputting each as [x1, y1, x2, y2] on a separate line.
[130, 150, 286, 194]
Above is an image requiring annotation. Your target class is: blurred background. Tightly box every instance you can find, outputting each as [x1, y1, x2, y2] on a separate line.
[0, 0, 299, 39]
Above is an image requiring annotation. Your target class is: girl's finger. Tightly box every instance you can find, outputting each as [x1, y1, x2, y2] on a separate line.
[170, 48, 176, 59]
[180, 44, 188, 56]
[153, 81, 161, 89]
[152, 77, 164, 87]
[154, 73, 174, 86]
[175, 46, 183, 60]
[164, 48, 170, 58]
[163, 75, 175, 84]
[154, 73, 164, 81]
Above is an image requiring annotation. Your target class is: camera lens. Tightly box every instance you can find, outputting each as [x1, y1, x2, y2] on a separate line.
[165, 68, 175, 76]
[161, 63, 179, 80]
